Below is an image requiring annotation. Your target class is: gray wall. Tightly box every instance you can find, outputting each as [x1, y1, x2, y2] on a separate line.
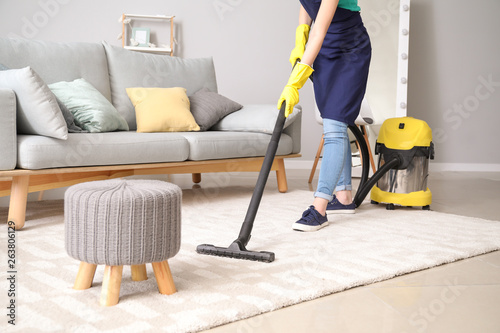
[1, 0, 499, 170]
[407, 0, 500, 169]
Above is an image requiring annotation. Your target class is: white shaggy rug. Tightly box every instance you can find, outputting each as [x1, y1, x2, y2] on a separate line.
[1, 186, 500, 333]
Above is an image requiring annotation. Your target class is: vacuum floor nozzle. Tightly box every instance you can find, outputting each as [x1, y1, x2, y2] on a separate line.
[196, 242, 275, 263]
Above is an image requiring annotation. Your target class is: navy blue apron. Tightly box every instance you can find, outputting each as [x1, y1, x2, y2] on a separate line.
[299, 0, 371, 125]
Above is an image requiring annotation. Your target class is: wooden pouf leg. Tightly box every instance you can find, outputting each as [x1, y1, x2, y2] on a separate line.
[74, 262, 98, 290]
[152, 261, 176, 295]
[100, 265, 124, 306]
[131, 264, 148, 281]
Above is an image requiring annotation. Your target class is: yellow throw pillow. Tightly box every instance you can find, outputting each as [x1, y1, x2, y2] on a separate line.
[126, 87, 200, 132]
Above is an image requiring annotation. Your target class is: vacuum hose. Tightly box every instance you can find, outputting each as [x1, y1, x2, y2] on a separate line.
[353, 156, 401, 208]
[348, 125, 370, 192]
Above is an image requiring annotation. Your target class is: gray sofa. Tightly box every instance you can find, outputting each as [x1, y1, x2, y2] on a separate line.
[0, 37, 301, 229]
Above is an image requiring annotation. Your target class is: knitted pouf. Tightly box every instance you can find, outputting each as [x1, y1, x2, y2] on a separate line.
[64, 178, 182, 306]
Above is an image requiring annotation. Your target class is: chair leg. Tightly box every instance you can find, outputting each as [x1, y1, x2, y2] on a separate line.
[131, 264, 148, 281]
[359, 125, 377, 173]
[100, 265, 123, 306]
[8, 175, 30, 230]
[308, 134, 324, 184]
[74, 262, 97, 290]
[275, 158, 288, 193]
[152, 261, 176, 295]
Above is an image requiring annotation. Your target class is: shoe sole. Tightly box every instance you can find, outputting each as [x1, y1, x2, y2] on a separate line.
[292, 221, 329, 232]
[326, 209, 355, 215]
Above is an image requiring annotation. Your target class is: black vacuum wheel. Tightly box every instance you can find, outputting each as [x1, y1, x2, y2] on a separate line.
[371, 200, 379, 205]
[422, 205, 431, 211]
[386, 203, 395, 210]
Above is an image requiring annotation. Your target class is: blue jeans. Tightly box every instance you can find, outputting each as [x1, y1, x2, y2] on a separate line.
[314, 119, 352, 202]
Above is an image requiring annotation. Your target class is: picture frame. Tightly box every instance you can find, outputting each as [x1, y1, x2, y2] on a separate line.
[131, 27, 150, 47]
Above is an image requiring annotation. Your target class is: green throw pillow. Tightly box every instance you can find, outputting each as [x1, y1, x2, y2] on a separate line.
[49, 78, 129, 133]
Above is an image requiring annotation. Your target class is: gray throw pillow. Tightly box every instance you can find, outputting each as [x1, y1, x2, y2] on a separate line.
[0, 64, 87, 133]
[49, 78, 129, 133]
[211, 104, 301, 134]
[189, 88, 243, 131]
[0, 66, 68, 139]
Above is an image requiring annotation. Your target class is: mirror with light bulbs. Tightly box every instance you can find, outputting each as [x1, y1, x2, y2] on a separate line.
[359, 0, 410, 123]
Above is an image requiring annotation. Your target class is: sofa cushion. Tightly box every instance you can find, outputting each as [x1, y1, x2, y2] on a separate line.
[17, 132, 190, 169]
[102, 41, 218, 130]
[49, 78, 129, 133]
[0, 66, 68, 139]
[0, 38, 111, 101]
[211, 104, 301, 134]
[126, 87, 199, 132]
[178, 131, 293, 161]
[189, 88, 243, 131]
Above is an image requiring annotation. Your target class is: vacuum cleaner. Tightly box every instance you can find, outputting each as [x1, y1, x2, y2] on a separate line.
[352, 116, 434, 210]
[197, 58, 433, 262]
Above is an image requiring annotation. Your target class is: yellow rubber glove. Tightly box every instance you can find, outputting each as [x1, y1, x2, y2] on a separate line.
[277, 62, 314, 117]
[289, 24, 311, 66]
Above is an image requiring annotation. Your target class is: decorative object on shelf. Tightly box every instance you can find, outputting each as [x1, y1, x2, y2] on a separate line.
[119, 13, 175, 56]
[131, 27, 150, 47]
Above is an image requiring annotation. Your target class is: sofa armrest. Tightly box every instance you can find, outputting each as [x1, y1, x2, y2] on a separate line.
[0, 88, 17, 170]
[283, 106, 301, 154]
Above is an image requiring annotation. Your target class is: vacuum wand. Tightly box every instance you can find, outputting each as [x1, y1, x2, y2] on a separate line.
[196, 102, 287, 263]
[237, 101, 287, 245]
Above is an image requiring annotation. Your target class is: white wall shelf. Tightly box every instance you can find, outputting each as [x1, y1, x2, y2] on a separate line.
[121, 13, 175, 56]
[123, 46, 172, 54]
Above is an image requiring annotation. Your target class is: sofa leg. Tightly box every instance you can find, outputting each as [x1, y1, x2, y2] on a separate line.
[192, 173, 201, 184]
[8, 175, 30, 230]
[275, 159, 288, 193]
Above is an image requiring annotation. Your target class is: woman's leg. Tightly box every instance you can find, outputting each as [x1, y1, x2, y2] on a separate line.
[334, 134, 353, 205]
[313, 119, 350, 215]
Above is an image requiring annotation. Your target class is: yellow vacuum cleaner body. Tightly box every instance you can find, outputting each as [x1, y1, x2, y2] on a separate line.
[370, 117, 434, 210]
